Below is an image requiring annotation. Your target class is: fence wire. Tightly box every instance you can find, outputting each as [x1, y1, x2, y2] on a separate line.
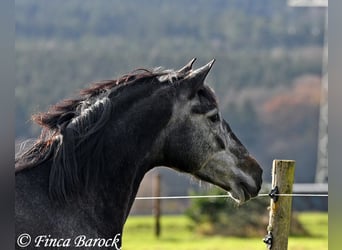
[135, 193, 328, 200]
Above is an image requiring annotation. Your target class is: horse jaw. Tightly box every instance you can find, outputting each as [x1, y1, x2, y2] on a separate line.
[193, 151, 261, 204]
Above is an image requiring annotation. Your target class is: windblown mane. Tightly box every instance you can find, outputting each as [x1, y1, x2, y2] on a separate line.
[15, 68, 181, 202]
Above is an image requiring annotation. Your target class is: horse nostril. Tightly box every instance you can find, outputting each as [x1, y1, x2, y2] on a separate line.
[247, 156, 263, 187]
[215, 135, 225, 150]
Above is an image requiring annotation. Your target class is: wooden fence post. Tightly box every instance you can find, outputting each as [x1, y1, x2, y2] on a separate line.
[265, 160, 295, 250]
[154, 172, 161, 238]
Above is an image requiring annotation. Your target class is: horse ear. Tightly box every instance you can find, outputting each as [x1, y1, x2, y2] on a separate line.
[177, 58, 197, 75]
[185, 59, 215, 98]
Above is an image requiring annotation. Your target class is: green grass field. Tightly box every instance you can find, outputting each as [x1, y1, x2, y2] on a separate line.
[122, 212, 327, 250]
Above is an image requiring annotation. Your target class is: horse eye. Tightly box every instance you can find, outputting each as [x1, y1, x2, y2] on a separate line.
[209, 113, 220, 123]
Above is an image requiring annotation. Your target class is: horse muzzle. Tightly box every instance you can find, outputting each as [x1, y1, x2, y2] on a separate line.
[194, 152, 263, 204]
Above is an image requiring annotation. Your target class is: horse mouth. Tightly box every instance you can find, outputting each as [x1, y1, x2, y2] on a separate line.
[193, 152, 262, 204]
[228, 182, 253, 204]
[193, 172, 259, 204]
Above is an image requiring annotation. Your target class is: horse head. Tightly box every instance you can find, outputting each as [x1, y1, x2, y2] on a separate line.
[162, 59, 263, 203]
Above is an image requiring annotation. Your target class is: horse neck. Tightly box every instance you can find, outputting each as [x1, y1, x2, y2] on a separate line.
[92, 156, 151, 224]
[85, 83, 174, 233]
[87, 158, 149, 237]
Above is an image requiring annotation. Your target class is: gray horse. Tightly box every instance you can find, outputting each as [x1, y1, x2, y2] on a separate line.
[15, 59, 262, 249]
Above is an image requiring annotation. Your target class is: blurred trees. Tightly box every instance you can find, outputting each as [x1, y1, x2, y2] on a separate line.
[15, 0, 324, 47]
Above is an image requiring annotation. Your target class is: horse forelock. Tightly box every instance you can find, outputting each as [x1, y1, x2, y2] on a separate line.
[16, 67, 183, 203]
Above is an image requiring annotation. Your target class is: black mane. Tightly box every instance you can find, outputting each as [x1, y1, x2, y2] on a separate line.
[31, 69, 163, 131]
[15, 68, 180, 202]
